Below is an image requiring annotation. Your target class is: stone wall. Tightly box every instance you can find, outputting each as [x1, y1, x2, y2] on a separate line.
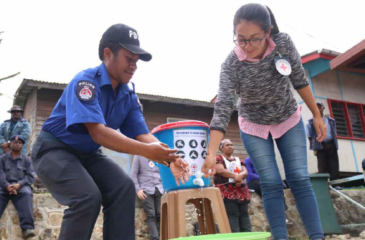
[1, 189, 365, 240]
[0, 194, 103, 240]
[330, 190, 365, 236]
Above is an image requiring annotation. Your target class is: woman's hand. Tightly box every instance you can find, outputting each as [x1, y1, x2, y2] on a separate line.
[170, 158, 192, 186]
[201, 154, 217, 178]
[202, 130, 223, 178]
[313, 115, 327, 142]
[234, 174, 243, 188]
[234, 174, 243, 182]
[296, 86, 328, 143]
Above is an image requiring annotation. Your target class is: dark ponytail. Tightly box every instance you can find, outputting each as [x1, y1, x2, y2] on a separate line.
[265, 6, 279, 34]
[233, 3, 280, 35]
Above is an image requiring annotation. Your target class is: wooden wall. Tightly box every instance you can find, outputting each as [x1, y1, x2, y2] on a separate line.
[22, 89, 37, 155]
[35, 89, 63, 137]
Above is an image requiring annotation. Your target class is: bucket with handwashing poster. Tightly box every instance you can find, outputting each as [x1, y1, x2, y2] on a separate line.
[151, 121, 210, 192]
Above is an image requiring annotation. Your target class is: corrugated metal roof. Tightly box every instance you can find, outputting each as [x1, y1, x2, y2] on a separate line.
[20, 79, 211, 102]
[137, 92, 211, 103]
[23, 79, 68, 85]
[14, 79, 214, 108]
[330, 39, 365, 73]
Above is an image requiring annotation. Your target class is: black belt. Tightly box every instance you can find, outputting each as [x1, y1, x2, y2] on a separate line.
[39, 131, 59, 141]
[322, 139, 334, 146]
[321, 139, 335, 150]
[38, 131, 99, 156]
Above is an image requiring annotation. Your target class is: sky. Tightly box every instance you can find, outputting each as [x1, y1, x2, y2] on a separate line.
[0, 0, 365, 123]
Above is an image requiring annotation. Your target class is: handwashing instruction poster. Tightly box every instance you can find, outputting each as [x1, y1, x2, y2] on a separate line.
[173, 129, 207, 174]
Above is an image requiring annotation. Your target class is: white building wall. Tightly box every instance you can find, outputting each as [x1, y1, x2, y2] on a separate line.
[339, 71, 365, 104]
[337, 140, 359, 172]
[312, 70, 342, 100]
[275, 70, 365, 179]
[353, 140, 365, 171]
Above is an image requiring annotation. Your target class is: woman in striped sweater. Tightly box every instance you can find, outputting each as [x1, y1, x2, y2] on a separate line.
[201, 4, 326, 240]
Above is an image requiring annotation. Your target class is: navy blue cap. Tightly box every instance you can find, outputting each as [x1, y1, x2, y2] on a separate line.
[100, 24, 152, 62]
[316, 102, 324, 107]
[10, 135, 25, 143]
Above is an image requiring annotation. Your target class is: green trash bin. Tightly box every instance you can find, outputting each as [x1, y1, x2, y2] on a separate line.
[309, 173, 341, 234]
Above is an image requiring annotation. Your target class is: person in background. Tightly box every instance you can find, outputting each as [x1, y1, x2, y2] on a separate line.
[130, 155, 163, 240]
[214, 139, 251, 232]
[0, 135, 35, 238]
[0, 106, 31, 155]
[244, 156, 261, 196]
[306, 102, 340, 181]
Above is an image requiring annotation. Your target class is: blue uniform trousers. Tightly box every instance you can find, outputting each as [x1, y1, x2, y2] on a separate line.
[0, 185, 34, 230]
[31, 131, 136, 240]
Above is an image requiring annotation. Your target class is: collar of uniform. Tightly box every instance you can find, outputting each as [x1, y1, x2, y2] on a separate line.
[98, 63, 130, 96]
[11, 155, 21, 161]
[5, 152, 20, 161]
[8, 118, 24, 124]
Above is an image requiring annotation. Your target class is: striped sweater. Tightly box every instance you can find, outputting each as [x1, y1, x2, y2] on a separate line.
[210, 32, 309, 133]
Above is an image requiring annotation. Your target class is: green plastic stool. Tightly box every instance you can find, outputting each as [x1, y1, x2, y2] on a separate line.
[170, 232, 271, 240]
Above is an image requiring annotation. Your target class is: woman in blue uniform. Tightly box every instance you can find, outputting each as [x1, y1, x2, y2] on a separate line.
[31, 24, 198, 240]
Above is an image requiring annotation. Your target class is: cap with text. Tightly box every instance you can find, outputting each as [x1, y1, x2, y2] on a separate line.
[101, 24, 152, 61]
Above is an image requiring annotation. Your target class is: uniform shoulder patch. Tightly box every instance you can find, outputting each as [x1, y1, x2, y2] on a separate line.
[77, 81, 96, 101]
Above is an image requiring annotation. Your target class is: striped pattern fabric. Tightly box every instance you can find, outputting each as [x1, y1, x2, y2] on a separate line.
[238, 105, 302, 139]
[210, 32, 308, 134]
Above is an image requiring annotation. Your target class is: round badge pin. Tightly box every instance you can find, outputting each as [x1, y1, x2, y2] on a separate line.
[149, 161, 155, 168]
[275, 58, 292, 76]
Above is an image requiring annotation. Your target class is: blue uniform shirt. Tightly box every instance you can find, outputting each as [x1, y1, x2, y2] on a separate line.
[0, 152, 35, 190]
[305, 116, 333, 142]
[9, 120, 17, 133]
[43, 63, 149, 153]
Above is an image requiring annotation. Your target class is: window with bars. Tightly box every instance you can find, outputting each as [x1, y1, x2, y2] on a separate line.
[328, 100, 365, 140]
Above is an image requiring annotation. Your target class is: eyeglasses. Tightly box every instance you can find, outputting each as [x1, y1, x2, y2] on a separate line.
[233, 34, 267, 47]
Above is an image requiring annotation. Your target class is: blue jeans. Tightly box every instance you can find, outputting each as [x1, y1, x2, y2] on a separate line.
[240, 119, 324, 240]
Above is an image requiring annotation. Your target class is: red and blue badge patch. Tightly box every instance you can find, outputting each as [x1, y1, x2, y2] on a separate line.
[77, 81, 96, 101]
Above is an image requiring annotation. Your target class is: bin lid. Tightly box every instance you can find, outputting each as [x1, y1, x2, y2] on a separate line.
[309, 173, 331, 178]
[151, 120, 209, 134]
